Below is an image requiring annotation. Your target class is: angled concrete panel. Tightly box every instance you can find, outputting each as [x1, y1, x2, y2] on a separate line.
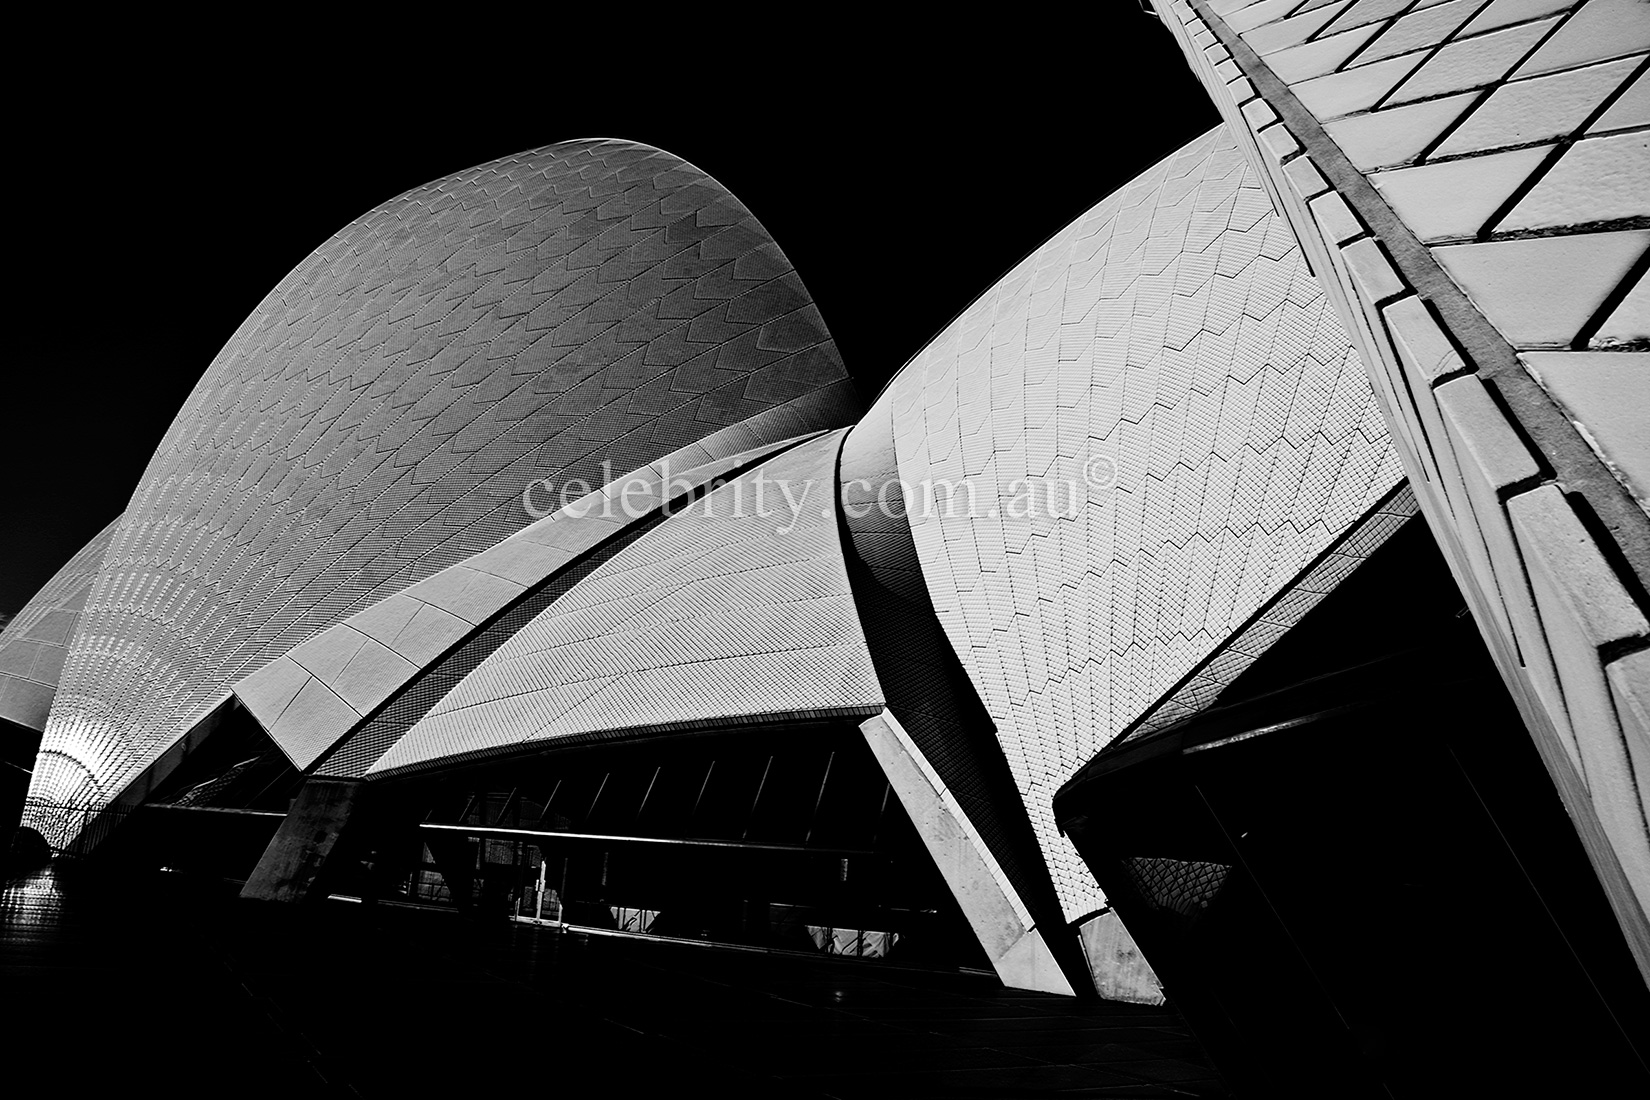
[240, 778, 363, 904]
[860, 709, 1074, 996]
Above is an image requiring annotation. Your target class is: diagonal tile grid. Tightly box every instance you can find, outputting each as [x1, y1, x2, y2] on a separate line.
[369, 430, 884, 777]
[28, 140, 857, 825]
[1164, 0, 1650, 980]
[1122, 480, 1419, 742]
[888, 124, 1400, 920]
[0, 519, 119, 733]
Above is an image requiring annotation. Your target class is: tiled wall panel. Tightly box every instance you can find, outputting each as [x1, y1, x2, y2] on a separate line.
[1154, 0, 1650, 981]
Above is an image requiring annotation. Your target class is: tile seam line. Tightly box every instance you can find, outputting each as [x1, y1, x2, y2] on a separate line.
[1474, 18, 1646, 237]
[1184, 0, 1650, 591]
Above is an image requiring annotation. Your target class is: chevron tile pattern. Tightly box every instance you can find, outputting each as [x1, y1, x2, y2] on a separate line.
[1122, 481, 1419, 743]
[1161, 0, 1650, 980]
[839, 389, 1069, 949]
[888, 125, 1401, 919]
[0, 520, 119, 733]
[27, 140, 856, 828]
[370, 430, 883, 776]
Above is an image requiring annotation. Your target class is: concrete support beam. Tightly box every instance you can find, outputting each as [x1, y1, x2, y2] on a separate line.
[860, 709, 1080, 996]
[240, 778, 363, 903]
[1077, 910, 1166, 1006]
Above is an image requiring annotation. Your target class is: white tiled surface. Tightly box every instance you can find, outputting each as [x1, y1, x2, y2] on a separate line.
[1522, 351, 1650, 501]
[1497, 131, 1650, 232]
[1591, 66, 1650, 131]
[1462, 0, 1575, 37]
[1432, 55, 1642, 157]
[1371, 145, 1553, 241]
[1509, 485, 1650, 920]
[0, 520, 119, 733]
[370, 431, 883, 776]
[1432, 231, 1650, 347]
[1386, 16, 1564, 105]
[1513, 0, 1650, 76]
[235, 430, 813, 770]
[1594, 269, 1649, 346]
[25, 140, 859, 830]
[1124, 483, 1420, 740]
[886, 126, 1398, 921]
[1358, 0, 1483, 64]
[1325, 91, 1477, 169]
[1157, 0, 1650, 981]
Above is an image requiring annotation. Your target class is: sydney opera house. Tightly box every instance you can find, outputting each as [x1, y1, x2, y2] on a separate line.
[5, 0, 1648, 1094]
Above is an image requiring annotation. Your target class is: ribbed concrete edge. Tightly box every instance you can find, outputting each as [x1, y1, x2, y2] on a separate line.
[860, 708, 1080, 996]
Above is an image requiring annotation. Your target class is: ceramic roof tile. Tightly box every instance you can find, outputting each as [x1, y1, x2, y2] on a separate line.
[1495, 130, 1650, 233]
[885, 126, 1398, 920]
[1433, 231, 1650, 347]
[0, 520, 118, 733]
[1513, 0, 1650, 77]
[1434, 54, 1642, 157]
[368, 431, 880, 777]
[27, 140, 859, 828]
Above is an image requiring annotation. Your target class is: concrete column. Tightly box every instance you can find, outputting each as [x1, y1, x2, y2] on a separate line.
[1077, 909, 1165, 1005]
[860, 709, 1077, 996]
[240, 777, 362, 903]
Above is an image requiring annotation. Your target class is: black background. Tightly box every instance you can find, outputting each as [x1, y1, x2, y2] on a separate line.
[4, 12, 1218, 611]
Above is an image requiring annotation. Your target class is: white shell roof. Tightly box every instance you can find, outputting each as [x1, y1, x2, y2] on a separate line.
[370, 430, 882, 776]
[0, 519, 118, 733]
[28, 139, 856, 818]
[886, 125, 1403, 919]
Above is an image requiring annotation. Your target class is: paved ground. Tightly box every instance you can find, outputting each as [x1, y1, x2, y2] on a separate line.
[2, 866, 1225, 1097]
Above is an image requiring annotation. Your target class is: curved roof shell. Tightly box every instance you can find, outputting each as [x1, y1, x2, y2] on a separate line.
[371, 429, 882, 776]
[30, 139, 858, 814]
[885, 125, 1403, 919]
[0, 519, 119, 733]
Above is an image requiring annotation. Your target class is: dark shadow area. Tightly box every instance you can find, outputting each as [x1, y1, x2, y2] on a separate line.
[4, 863, 1224, 1098]
[1056, 516, 1650, 1096]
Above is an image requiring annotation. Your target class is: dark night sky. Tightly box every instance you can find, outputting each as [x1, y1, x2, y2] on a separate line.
[3, 13, 1218, 613]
